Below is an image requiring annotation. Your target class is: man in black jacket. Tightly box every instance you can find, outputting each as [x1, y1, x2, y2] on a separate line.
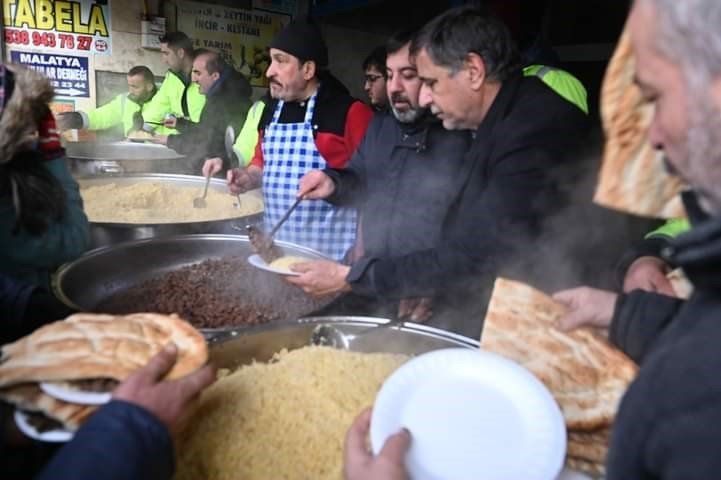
[554, 0, 721, 477]
[153, 49, 252, 172]
[290, 7, 590, 338]
[290, 28, 470, 324]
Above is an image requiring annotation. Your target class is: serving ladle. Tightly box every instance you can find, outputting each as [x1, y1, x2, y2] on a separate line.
[310, 319, 405, 349]
[193, 171, 212, 208]
[224, 125, 243, 210]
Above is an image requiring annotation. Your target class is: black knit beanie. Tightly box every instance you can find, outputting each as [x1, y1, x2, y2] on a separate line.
[269, 20, 328, 68]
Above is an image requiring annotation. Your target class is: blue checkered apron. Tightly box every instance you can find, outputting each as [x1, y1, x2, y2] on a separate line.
[261, 92, 357, 260]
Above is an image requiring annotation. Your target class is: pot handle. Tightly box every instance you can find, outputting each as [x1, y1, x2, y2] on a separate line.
[98, 162, 124, 174]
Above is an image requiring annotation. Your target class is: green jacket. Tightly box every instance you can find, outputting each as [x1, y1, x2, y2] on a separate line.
[141, 70, 206, 135]
[523, 65, 588, 114]
[0, 157, 90, 289]
[81, 91, 154, 135]
[232, 98, 265, 167]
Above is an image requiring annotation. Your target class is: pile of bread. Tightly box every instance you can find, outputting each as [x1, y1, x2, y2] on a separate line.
[481, 278, 638, 478]
[595, 25, 687, 219]
[0, 312, 207, 434]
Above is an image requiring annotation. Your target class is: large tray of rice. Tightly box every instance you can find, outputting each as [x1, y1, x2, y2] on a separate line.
[176, 346, 408, 480]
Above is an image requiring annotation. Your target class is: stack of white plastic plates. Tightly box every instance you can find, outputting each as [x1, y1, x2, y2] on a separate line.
[40, 382, 112, 405]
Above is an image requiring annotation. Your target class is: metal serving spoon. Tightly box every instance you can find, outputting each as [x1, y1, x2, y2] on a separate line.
[224, 125, 243, 209]
[193, 171, 212, 208]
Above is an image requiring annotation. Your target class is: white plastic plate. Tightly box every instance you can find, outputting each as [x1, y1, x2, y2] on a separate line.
[247, 254, 304, 276]
[14, 409, 72, 443]
[40, 382, 112, 406]
[370, 348, 567, 480]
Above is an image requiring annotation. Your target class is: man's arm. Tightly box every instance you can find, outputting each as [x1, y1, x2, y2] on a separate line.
[324, 114, 382, 206]
[83, 94, 125, 132]
[609, 290, 684, 364]
[35, 400, 175, 480]
[341, 101, 374, 164]
[347, 142, 564, 299]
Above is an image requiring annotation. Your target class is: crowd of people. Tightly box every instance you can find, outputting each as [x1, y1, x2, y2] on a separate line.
[2, 0, 721, 478]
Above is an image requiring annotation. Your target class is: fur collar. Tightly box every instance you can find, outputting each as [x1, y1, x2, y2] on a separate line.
[0, 64, 55, 163]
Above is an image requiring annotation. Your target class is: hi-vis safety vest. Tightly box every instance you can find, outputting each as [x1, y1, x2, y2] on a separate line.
[141, 70, 206, 135]
[233, 99, 266, 167]
[523, 64, 589, 114]
[82, 93, 144, 135]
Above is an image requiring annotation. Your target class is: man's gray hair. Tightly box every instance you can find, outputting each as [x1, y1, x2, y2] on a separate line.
[648, 0, 721, 84]
[409, 5, 521, 82]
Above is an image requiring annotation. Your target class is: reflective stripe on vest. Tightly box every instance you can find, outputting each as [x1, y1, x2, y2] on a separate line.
[533, 65, 554, 80]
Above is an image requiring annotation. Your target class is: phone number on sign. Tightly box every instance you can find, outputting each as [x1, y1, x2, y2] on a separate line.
[4, 29, 93, 51]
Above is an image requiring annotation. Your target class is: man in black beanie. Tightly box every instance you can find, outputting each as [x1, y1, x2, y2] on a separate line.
[221, 20, 374, 261]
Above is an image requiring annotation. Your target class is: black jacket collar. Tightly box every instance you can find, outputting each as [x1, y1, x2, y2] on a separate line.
[665, 192, 721, 293]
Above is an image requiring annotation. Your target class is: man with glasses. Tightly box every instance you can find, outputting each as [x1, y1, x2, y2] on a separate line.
[362, 46, 389, 111]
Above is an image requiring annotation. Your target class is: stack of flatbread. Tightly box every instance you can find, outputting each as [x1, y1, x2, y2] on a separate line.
[0, 312, 208, 434]
[595, 24, 687, 219]
[481, 278, 638, 478]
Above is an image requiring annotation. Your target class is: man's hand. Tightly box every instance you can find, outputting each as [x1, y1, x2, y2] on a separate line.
[623, 256, 676, 296]
[552, 287, 618, 331]
[344, 408, 410, 480]
[227, 165, 262, 194]
[298, 170, 336, 199]
[113, 344, 216, 436]
[56, 112, 82, 131]
[285, 260, 352, 297]
[202, 157, 224, 178]
[150, 134, 169, 145]
[397, 297, 433, 322]
[163, 116, 177, 129]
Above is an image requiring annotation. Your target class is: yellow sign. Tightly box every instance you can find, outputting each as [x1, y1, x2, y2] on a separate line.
[178, 1, 291, 87]
[3, 0, 112, 55]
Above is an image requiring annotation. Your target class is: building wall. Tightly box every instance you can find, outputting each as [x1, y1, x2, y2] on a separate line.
[321, 23, 387, 101]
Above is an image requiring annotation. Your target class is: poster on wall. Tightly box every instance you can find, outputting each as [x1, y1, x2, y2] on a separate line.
[252, 0, 295, 16]
[178, 1, 291, 88]
[3, 0, 112, 56]
[10, 50, 90, 97]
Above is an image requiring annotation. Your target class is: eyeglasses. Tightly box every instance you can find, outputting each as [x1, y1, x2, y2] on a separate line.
[364, 74, 384, 84]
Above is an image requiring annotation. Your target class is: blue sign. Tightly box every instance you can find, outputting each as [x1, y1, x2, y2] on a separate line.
[10, 51, 90, 98]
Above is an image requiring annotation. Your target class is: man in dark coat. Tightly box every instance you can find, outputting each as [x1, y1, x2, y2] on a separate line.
[289, 7, 590, 338]
[290, 28, 470, 324]
[554, 0, 721, 477]
[154, 49, 252, 172]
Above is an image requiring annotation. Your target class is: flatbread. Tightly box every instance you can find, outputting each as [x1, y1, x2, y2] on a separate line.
[127, 130, 153, 141]
[480, 278, 638, 430]
[594, 25, 687, 219]
[667, 268, 693, 299]
[566, 456, 606, 478]
[0, 312, 208, 388]
[0, 383, 97, 431]
[567, 428, 610, 464]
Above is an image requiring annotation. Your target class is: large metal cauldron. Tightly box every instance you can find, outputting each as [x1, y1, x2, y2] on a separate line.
[65, 141, 191, 176]
[207, 319, 587, 480]
[53, 235, 333, 337]
[208, 316, 479, 365]
[77, 174, 264, 249]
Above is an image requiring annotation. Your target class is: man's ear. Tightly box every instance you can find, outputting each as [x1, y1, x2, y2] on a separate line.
[303, 60, 317, 81]
[465, 52, 487, 90]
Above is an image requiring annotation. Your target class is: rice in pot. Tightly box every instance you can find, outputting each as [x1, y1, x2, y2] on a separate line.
[176, 346, 408, 480]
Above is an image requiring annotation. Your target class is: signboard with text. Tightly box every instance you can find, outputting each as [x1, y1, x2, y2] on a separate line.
[3, 0, 112, 56]
[178, 1, 291, 87]
[11, 50, 90, 97]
